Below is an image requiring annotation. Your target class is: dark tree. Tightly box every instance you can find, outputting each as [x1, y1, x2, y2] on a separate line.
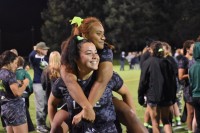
[41, 0, 200, 52]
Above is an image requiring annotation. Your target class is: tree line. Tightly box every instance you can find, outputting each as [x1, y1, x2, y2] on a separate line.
[41, 0, 200, 52]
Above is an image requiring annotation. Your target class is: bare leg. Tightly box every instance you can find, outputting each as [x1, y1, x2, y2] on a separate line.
[113, 97, 148, 133]
[192, 111, 197, 133]
[12, 123, 28, 133]
[144, 107, 151, 126]
[160, 106, 172, 133]
[174, 102, 181, 116]
[147, 105, 160, 133]
[61, 122, 69, 133]
[50, 109, 69, 133]
[6, 126, 14, 133]
[186, 103, 194, 131]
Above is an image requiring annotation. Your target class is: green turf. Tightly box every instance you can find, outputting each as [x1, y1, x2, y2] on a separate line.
[0, 65, 188, 132]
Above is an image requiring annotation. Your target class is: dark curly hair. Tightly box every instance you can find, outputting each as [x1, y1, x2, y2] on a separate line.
[0, 50, 18, 68]
[183, 40, 195, 55]
[61, 35, 91, 74]
[150, 41, 164, 58]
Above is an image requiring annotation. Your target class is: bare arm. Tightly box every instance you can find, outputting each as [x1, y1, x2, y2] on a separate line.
[10, 78, 29, 97]
[178, 68, 189, 80]
[72, 62, 112, 123]
[48, 93, 61, 124]
[61, 65, 92, 108]
[117, 84, 135, 112]
[88, 61, 113, 106]
[114, 84, 148, 133]
[60, 65, 95, 121]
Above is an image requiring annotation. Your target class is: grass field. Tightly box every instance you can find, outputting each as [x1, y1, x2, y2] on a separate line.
[0, 64, 188, 132]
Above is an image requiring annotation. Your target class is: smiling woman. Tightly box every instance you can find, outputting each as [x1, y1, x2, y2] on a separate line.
[49, 35, 140, 133]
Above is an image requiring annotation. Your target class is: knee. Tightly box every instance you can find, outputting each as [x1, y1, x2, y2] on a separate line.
[51, 122, 62, 133]
[151, 120, 159, 127]
[187, 109, 194, 117]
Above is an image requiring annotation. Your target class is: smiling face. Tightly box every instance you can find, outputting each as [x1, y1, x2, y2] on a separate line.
[85, 22, 105, 50]
[77, 42, 99, 71]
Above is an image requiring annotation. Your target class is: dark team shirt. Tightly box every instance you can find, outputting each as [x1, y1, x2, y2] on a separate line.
[140, 51, 151, 68]
[52, 71, 123, 131]
[166, 55, 178, 76]
[138, 57, 177, 103]
[0, 68, 20, 102]
[29, 50, 49, 83]
[178, 56, 189, 86]
[178, 56, 188, 70]
[98, 45, 113, 63]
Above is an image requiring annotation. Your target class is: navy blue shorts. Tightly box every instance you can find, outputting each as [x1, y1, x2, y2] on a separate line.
[1, 99, 27, 126]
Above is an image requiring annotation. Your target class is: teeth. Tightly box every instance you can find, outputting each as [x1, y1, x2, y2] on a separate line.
[91, 61, 98, 64]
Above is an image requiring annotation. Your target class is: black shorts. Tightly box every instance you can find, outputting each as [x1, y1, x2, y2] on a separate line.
[1, 99, 27, 126]
[147, 100, 174, 107]
[183, 85, 193, 103]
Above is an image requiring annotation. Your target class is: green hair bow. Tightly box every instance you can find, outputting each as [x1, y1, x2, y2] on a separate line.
[158, 48, 164, 52]
[77, 36, 84, 41]
[69, 16, 83, 27]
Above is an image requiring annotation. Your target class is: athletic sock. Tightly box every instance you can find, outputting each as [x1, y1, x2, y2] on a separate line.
[176, 116, 181, 126]
[144, 122, 148, 127]
[172, 118, 176, 126]
[148, 124, 152, 129]
[175, 116, 181, 121]
[159, 123, 163, 127]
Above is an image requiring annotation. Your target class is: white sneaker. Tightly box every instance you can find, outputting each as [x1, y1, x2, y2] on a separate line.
[176, 121, 181, 126]
[172, 122, 176, 127]
[36, 126, 48, 133]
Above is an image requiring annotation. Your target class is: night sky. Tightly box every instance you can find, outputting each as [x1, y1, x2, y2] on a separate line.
[0, 0, 48, 56]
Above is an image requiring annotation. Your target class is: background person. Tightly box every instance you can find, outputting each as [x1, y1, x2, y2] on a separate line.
[189, 42, 200, 133]
[29, 42, 50, 133]
[0, 50, 29, 133]
[162, 42, 182, 127]
[178, 40, 196, 133]
[138, 41, 177, 133]
[16, 56, 35, 132]
[41, 51, 61, 104]
[119, 51, 125, 71]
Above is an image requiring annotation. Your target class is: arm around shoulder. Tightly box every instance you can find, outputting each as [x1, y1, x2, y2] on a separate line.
[60, 65, 92, 109]
[88, 61, 113, 106]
